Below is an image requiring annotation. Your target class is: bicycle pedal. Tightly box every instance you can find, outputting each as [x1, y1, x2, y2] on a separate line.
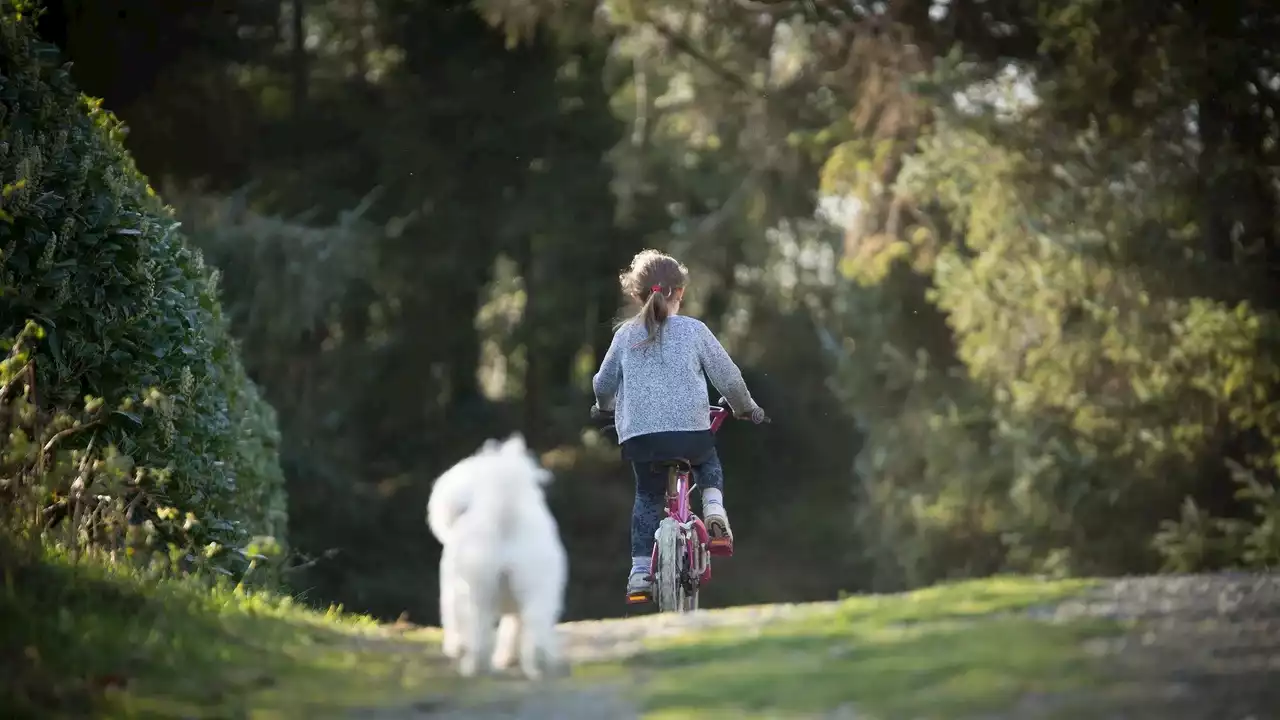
[708, 537, 734, 556]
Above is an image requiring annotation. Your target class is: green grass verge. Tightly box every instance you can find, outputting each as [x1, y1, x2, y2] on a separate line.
[619, 577, 1117, 720]
[0, 539, 1121, 720]
[0, 539, 455, 719]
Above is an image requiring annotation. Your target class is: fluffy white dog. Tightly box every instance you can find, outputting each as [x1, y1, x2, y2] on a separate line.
[426, 433, 567, 679]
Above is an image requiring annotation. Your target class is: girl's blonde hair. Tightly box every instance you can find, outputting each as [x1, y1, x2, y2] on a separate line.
[618, 249, 689, 345]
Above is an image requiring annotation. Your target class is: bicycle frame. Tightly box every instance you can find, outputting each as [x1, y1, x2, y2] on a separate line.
[645, 404, 733, 596]
[593, 400, 753, 610]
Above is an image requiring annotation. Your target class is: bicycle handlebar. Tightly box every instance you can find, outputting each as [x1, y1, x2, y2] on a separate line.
[590, 397, 769, 433]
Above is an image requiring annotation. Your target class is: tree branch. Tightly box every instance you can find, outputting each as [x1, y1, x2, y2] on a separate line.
[41, 420, 102, 459]
[647, 17, 760, 96]
[0, 361, 32, 402]
[733, 0, 802, 15]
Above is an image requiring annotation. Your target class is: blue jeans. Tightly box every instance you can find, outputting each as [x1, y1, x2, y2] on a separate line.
[629, 450, 725, 557]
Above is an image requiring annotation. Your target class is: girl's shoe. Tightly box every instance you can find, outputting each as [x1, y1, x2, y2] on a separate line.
[703, 504, 734, 555]
[626, 569, 653, 603]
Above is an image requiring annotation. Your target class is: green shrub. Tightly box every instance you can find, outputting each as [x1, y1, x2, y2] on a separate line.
[3, 324, 175, 563]
[0, 4, 286, 557]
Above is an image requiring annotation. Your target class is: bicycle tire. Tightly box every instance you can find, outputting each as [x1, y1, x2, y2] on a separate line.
[653, 517, 682, 612]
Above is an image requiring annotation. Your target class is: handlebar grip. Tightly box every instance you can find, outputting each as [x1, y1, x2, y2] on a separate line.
[717, 397, 769, 424]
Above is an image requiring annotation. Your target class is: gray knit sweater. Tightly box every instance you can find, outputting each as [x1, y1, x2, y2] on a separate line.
[592, 315, 758, 443]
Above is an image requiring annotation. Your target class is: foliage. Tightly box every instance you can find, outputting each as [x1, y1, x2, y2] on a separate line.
[30, 0, 1280, 623]
[171, 189, 377, 376]
[171, 191, 430, 617]
[826, 110, 1280, 585]
[169, 188, 377, 475]
[0, 5, 286, 559]
[1, 323, 285, 585]
[476, 0, 1280, 591]
[1154, 459, 1280, 572]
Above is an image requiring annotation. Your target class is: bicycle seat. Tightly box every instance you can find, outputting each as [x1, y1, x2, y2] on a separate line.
[653, 458, 692, 472]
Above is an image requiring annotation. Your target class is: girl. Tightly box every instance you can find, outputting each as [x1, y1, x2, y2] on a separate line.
[592, 249, 767, 599]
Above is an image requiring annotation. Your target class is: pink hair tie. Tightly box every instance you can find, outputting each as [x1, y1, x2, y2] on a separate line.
[650, 284, 662, 293]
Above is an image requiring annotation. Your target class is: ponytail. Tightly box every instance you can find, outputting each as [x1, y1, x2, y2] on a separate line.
[638, 288, 670, 345]
[615, 249, 688, 344]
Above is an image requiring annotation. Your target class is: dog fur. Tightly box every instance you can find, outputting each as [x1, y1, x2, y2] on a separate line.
[426, 433, 567, 679]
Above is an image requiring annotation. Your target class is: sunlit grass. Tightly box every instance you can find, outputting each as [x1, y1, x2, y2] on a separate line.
[1, 540, 1117, 720]
[0, 539, 455, 718]
[617, 577, 1115, 719]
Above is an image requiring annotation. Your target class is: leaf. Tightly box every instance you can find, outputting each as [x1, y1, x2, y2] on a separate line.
[46, 329, 63, 366]
[2, 178, 26, 198]
[33, 191, 63, 210]
[31, 42, 61, 62]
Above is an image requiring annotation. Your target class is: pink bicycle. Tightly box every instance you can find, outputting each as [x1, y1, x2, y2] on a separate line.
[593, 398, 767, 613]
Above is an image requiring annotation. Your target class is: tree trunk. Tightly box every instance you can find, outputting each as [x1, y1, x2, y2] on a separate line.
[290, 0, 308, 115]
[519, 233, 544, 445]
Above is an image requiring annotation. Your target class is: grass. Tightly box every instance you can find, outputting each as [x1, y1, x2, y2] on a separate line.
[0, 536, 458, 719]
[0, 537, 1122, 720]
[616, 577, 1119, 720]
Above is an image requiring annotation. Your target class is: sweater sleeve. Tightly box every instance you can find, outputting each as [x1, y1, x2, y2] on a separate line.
[695, 321, 757, 414]
[592, 327, 624, 410]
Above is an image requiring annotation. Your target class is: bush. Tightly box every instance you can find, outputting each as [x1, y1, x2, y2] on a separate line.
[0, 4, 286, 557]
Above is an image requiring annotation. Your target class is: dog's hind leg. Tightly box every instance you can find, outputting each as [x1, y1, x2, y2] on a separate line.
[491, 613, 521, 671]
[519, 603, 564, 680]
[458, 577, 498, 678]
[439, 552, 462, 659]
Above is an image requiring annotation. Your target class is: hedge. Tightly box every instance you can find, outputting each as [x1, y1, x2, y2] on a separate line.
[0, 4, 287, 554]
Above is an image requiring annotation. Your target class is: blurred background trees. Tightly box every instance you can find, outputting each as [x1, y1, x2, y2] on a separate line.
[19, 0, 1280, 621]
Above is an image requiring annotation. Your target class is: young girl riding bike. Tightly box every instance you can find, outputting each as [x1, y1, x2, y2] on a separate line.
[591, 249, 767, 600]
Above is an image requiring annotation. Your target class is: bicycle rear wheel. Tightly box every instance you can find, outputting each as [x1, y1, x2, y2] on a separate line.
[653, 517, 682, 612]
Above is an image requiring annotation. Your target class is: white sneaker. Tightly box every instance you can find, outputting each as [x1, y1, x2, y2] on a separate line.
[626, 568, 652, 601]
[704, 504, 733, 544]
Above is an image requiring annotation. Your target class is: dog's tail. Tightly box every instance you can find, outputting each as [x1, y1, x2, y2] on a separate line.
[427, 461, 473, 545]
[428, 433, 550, 545]
[426, 436, 521, 543]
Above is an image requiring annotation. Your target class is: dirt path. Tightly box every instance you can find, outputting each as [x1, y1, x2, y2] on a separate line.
[1027, 574, 1280, 720]
[354, 575, 1280, 720]
[351, 603, 835, 719]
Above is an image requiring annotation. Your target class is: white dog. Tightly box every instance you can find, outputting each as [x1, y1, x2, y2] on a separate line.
[426, 433, 567, 679]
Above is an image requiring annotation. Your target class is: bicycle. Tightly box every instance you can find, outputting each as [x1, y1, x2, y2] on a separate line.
[591, 397, 767, 613]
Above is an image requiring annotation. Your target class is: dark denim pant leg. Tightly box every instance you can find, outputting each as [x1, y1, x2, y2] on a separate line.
[630, 462, 667, 558]
[692, 448, 725, 493]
